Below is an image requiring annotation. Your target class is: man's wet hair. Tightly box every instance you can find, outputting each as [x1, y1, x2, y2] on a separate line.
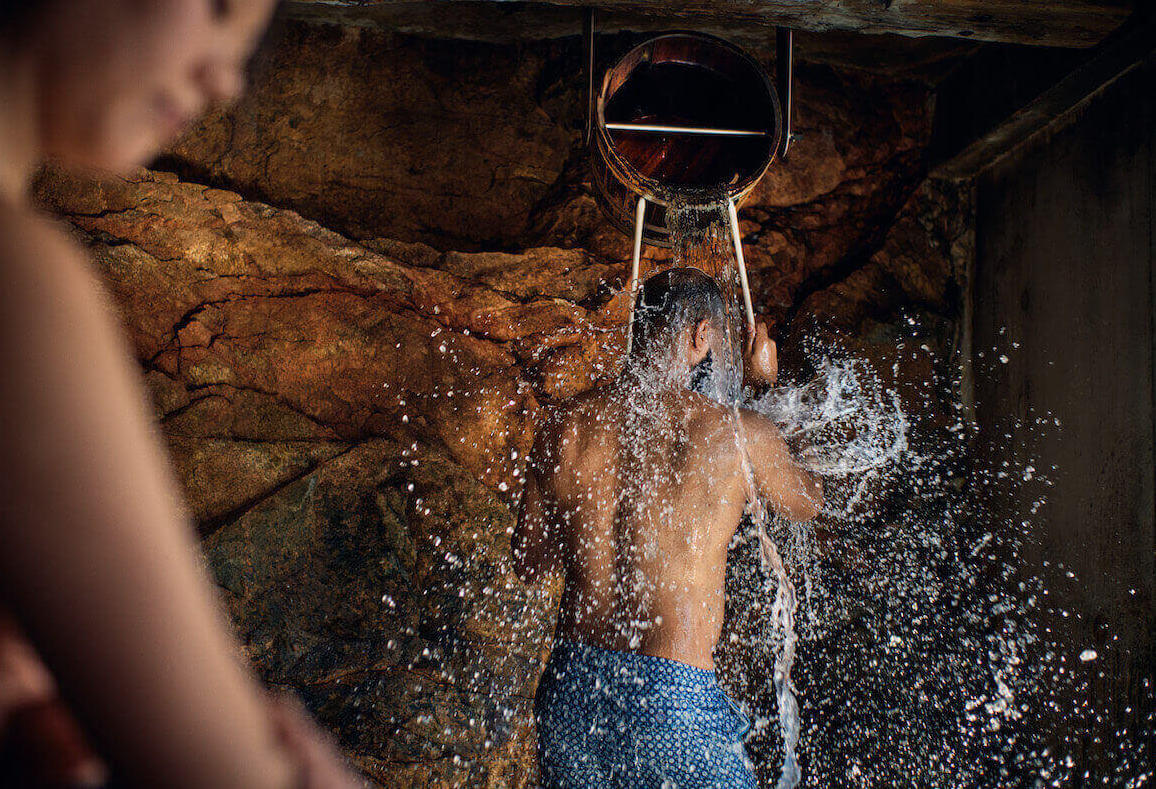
[629, 267, 727, 360]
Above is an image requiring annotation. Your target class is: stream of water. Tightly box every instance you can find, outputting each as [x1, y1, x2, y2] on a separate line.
[665, 200, 911, 788]
[381, 197, 1154, 787]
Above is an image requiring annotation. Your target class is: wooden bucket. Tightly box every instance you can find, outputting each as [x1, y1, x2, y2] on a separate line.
[592, 33, 782, 248]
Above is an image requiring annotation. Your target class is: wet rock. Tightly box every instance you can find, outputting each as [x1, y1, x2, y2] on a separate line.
[34, 166, 600, 493]
[799, 178, 971, 329]
[203, 440, 559, 787]
[36, 165, 570, 787]
[32, 44, 963, 784]
[787, 178, 973, 432]
[163, 19, 575, 252]
[165, 435, 349, 527]
[161, 20, 934, 305]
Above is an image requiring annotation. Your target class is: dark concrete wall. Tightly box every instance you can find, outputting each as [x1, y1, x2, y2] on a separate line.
[973, 57, 1155, 781]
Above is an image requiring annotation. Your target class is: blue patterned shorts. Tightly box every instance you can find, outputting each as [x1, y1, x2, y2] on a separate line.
[534, 640, 758, 788]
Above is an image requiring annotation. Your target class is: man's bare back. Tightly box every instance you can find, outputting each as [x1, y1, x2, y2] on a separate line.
[536, 384, 747, 669]
[515, 319, 822, 670]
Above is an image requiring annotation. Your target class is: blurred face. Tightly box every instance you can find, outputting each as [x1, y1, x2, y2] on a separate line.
[32, 0, 276, 171]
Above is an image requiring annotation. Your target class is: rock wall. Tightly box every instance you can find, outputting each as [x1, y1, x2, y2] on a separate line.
[34, 18, 972, 788]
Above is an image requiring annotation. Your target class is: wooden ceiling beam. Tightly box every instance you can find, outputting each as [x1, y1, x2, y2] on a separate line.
[933, 17, 1156, 179]
[283, 0, 1132, 48]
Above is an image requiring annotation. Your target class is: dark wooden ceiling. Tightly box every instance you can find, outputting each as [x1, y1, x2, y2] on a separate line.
[283, 0, 1133, 48]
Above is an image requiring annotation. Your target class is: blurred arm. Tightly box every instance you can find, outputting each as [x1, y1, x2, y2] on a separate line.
[0, 217, 305, 789]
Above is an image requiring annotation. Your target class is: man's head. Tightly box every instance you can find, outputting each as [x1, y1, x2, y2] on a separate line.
[629, 267, 728, 387]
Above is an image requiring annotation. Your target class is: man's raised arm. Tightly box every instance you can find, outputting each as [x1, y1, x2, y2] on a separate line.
[738, 410, 823, 521]
[739, 318, 823, 521]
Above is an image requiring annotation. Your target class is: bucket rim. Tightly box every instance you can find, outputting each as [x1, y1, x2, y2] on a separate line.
[593, 30, 783, 207]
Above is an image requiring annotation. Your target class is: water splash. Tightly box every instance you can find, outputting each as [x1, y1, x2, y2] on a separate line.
[752, 358, 908, 480]
[366, 199, 1153, 786]
[665, 197, 922, 789]
[667, 200, 803, 789]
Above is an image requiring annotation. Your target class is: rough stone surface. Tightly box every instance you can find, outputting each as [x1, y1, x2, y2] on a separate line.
[32, 24, 970, 786]
[34, 166, 594, 787]
[281, 0, 1130, 48]
[794, 177, 973, 441]
[162, 20, 935, 282]
[164, 20, 576, 252]
[203, 440, 557, 786]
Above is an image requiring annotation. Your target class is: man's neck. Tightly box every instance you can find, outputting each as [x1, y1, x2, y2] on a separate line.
[620, 354, 692, 394]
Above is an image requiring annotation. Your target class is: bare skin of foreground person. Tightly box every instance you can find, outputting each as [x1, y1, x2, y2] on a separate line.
[0, 1, 360, 786]
[514, 268, 823, 787]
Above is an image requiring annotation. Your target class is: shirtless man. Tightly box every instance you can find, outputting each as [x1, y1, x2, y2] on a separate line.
[514, 267, 822, 788]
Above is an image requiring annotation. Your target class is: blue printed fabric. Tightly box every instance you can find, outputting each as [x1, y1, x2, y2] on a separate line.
[534, 639, 758, 789]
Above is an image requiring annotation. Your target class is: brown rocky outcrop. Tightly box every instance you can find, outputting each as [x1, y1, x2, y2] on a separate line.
[164, 20, 576, 252]
[164, 22, 934, 285]
[36, 166, 572, 786]
[31, 19, 969, 787]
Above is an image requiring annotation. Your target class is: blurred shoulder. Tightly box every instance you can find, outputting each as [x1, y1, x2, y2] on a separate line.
[0, 201, 77, 261]
[0, 202, 98, 301]
[0, 201, 122, 374]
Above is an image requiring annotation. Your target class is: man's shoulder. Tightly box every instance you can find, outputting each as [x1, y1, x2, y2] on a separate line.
[547, 385, 615, 423]
[681, 390, 739, 432]
[530, 386, 616, 463]
[734, 404, 777, 433]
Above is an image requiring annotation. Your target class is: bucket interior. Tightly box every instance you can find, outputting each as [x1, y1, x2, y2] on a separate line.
[601, 35, 778, 193]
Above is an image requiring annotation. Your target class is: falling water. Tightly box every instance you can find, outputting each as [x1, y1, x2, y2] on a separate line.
[664, 199, 911, 789]
[366, 199, 1154, 787]
[668, 198, 804, 788]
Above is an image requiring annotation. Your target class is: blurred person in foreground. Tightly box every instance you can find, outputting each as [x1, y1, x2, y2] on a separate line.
[0, 1, 361, 786]
[514, 268, 823, 787]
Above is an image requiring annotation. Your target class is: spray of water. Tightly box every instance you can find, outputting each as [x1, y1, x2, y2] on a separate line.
[365, 198, 1153, 787]
[665, 199, 912, 789]
[361, 194, 1153, 787]
[753, 357, 908, 479]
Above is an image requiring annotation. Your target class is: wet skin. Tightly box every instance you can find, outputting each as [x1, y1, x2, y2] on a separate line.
[515, 323, 822, 670]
